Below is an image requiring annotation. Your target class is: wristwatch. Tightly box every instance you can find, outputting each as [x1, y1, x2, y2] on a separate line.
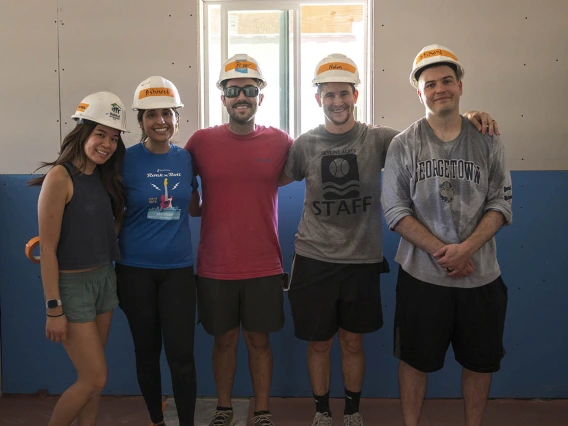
[46, 299, 62, 309]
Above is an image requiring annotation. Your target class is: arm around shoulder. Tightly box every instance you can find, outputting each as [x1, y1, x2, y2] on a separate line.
[189, 190, 202, 217]
[278, 171, 294, 187]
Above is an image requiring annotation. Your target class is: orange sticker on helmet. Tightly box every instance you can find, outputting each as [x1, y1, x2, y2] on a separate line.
[316, 62, 357, 76]
[415, 49, 458, 65]
[225, 60, 259, 72]
[76, 103, 89, 112]
[138, 87, 175, 99]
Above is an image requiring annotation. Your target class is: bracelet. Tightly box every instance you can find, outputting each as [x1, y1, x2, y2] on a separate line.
[46, 312, 65, 318]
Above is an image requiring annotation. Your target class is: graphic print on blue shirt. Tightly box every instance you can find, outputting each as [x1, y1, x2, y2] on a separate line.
[147, 176, 182, 220]
[119, 143, 198, 269]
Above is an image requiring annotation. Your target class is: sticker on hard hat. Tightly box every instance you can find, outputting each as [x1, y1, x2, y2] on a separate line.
[110, 103, 122, 120]
[76, 103, 89, 113]
[225, 60, 259, 73]
[416, 49, 458, 65]
[316, 62, 357, 76]
[138, 88, 175, 99]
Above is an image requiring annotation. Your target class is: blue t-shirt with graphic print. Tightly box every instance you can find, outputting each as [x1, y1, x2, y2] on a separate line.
[118, 143, 198, 269]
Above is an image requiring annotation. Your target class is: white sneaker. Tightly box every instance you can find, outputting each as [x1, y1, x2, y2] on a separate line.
[209, 409, 235, 426]
[343, 412, 363, 426]
[311, 412, 332, 426]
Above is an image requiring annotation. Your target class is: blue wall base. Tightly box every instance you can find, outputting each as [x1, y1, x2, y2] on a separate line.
[1, 171, 567, 397]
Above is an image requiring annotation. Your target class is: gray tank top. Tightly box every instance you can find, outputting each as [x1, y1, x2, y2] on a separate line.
[56, 162, 120, 269]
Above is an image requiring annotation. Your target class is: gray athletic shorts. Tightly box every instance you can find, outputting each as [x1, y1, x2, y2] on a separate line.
[196, 274, 285, 336]
[59, 263, 118, 323]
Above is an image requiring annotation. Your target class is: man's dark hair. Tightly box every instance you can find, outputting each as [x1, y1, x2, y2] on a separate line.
[220, 78, 263, 90]
[316, 82, 357, 96]
[415, 62, 459, 82]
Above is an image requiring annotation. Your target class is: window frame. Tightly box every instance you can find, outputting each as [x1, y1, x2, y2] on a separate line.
[200, 0, 373, 137]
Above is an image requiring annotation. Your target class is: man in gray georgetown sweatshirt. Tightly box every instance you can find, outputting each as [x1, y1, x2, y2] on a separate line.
[381, 44, 513, 426]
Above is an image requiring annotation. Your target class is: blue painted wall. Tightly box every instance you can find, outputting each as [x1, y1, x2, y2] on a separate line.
[1, 171, 567, 398]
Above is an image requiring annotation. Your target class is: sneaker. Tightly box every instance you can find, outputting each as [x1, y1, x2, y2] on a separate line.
[343, 412, 363, 426]
[311, 412, 332, 426]
[209, 409, 235, 426]
[252, 412, 275, 425]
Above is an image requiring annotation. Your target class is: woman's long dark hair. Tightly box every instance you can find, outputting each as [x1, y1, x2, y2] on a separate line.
[29, 120, 126, 220]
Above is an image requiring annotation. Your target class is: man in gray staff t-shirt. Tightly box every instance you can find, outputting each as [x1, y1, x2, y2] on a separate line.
[279, 55, 396, 426]
[381, 44, 512, 426]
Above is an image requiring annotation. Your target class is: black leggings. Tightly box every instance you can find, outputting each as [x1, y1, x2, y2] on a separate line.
[116, 264, 196, 426]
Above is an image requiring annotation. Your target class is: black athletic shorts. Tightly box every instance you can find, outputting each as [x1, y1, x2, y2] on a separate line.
[196, 274, 285, 337]
[394, 267, 508, 373]
[288, 254, 389, 341]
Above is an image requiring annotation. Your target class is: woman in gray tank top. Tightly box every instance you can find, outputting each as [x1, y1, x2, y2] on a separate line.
[29, 92, 128, 426]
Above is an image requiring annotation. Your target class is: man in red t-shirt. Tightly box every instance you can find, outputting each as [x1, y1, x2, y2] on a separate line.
[184, 54, 292, 426]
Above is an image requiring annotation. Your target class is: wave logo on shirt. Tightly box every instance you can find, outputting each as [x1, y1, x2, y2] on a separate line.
[439, 181, 455, 203]
[321, 154, 360, 200]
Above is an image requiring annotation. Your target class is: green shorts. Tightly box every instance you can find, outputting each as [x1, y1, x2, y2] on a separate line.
[59, 263, 118, 323]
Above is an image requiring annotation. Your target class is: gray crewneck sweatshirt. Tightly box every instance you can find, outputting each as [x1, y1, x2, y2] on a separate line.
[381, 117, 512, 288]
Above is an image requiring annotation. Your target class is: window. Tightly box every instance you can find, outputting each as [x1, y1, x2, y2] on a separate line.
[201, 1, 371, 137]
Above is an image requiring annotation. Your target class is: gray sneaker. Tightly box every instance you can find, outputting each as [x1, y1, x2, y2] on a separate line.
[252, 412, 275, 425]
[311, 412, 332, 426]
[343, 412, 363, 426]
[209, 409, 235, 426]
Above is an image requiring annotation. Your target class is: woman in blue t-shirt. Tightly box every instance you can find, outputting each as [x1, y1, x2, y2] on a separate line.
[116, 76, 200, 426]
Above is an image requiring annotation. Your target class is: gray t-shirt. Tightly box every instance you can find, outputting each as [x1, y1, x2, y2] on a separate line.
[381, 117, 513, 288]
[284, 122, 399, 263]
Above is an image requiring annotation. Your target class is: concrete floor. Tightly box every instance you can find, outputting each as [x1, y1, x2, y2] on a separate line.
[0, 394, 567, 425]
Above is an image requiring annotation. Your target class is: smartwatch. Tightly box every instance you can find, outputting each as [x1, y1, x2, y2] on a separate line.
[46, 299, 62, 309]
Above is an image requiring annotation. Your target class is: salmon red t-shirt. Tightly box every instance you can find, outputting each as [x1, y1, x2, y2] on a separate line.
[185, 124, 293, 280]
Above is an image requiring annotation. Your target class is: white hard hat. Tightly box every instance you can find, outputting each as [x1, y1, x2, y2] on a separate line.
[132, 76, 184, 110]
[217, 54, 267, 90]
[410, 44, 465, 88]
[71, 91, 128, 132]
[312, 53, 361, 86]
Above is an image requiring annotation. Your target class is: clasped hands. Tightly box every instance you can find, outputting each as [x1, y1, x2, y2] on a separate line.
[433, 243, 474, 278]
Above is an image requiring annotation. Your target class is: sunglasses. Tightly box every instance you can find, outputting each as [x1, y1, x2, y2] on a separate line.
[224, 85, 260, 98]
